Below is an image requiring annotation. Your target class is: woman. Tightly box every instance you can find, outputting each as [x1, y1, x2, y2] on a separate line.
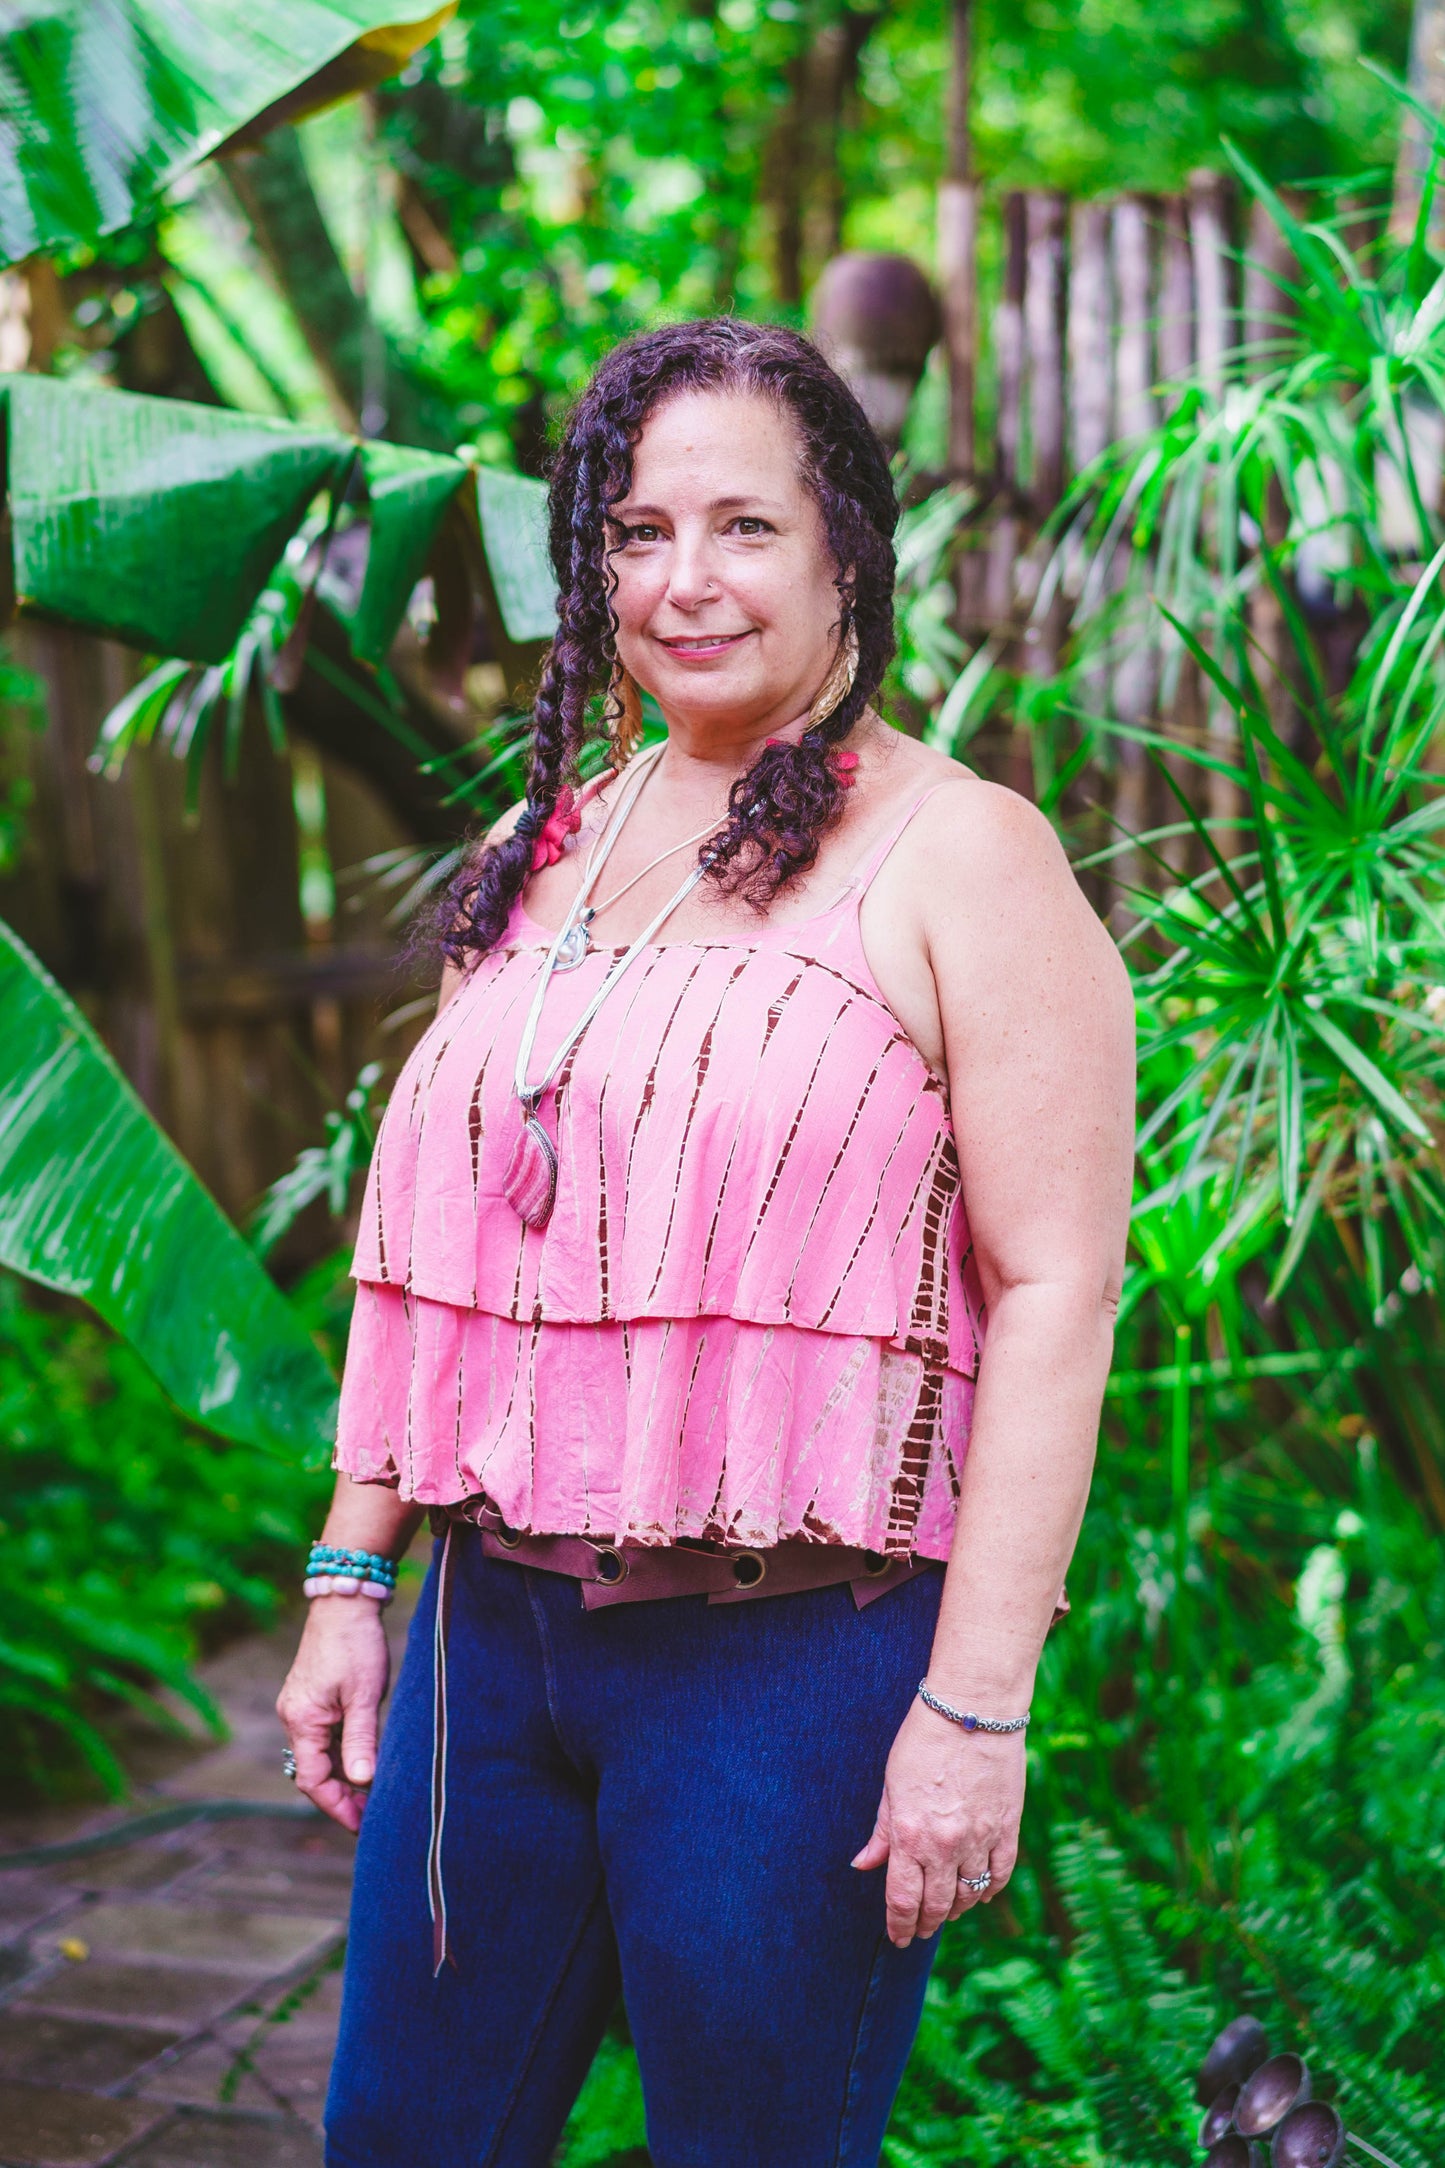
[280, 318, 1135, 2167]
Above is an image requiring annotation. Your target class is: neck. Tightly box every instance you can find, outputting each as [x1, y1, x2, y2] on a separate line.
[646, 705, 869, 810]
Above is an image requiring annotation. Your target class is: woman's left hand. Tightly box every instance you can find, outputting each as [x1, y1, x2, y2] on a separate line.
[851, 1696, 1026, 1946]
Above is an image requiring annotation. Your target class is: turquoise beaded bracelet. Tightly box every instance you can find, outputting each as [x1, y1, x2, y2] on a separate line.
[304, 1541, 399, 1603]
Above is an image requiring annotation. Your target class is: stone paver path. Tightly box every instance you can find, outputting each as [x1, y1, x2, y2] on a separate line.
[0, 1591, 414, 2168]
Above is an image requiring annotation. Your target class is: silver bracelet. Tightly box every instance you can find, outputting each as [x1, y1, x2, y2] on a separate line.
[917, 1681, 1030, 1734]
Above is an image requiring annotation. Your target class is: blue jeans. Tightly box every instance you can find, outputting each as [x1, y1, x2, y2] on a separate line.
[325, 1533, 945, 2167]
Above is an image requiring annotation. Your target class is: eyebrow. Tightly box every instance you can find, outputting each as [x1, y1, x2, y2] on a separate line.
[613, 495, 785, 518]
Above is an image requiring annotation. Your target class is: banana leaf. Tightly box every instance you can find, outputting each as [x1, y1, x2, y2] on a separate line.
[0, 0, 456, 267]
[0, 373, 556, 665]
[0, 917, 338, 1463]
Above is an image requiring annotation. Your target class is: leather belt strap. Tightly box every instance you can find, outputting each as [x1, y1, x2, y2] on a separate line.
[428, 1499, 936, 1610]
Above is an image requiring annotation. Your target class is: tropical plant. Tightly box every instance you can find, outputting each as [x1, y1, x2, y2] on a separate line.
[0, 0, 458, 266]
[0, 918, 338, 1460]
[0, 1269, 333, 1796]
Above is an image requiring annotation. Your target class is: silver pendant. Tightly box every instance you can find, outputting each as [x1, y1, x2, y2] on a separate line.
[554, 910, 593, 971]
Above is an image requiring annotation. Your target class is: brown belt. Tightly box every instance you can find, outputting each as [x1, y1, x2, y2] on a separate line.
[428, 1497, 937, 1610]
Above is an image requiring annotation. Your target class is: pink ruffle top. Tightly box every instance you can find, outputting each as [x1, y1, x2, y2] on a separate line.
[335, 780, 984, 1559]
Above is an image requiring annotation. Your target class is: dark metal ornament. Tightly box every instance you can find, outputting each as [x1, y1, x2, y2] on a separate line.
[1199, 2084, 1241, 2147]
[1236, 2054, 1311, 2138]
[1273, 2102, 1347, 2168]
[1196, 2016, 1271, 2105]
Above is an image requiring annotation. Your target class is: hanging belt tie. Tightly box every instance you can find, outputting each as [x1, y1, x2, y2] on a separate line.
[428, 1521, 458, 1976]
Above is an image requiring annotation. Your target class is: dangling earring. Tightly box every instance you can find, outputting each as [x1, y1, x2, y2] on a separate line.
[605, 663, 644, 769]
[806, 622, 860, 733]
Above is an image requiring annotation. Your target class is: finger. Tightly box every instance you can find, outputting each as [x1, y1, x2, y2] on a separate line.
[982, 1841, 1016, 1901]
[917, 1860, 958, 1939]
[949, 1857, 997, 1919]
[852, 1819, 890, 1872]
[340, 1695, 379, 1787]
[885, 1849, 924, 1947]
[303, 1770, 367, 1835]
[286, 1710, 338, 1798]
[283, 1711, 364, 1833]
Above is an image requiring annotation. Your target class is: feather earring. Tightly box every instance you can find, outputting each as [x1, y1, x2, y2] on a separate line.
[606, 664, 645, 768]
[806, 622, 860, 733]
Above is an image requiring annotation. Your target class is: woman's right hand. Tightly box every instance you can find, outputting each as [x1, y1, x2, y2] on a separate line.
[276, 1598, 391, 1833]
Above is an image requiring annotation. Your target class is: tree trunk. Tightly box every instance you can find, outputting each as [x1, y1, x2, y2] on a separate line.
[764, 8, 877, 307]
[938, 0, 976, 484]
[223, 125, 444, 449]
[1393, 0, 1445, 241]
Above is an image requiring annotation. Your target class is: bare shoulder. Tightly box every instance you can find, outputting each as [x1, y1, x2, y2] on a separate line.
[910, 776, 1131, 1002]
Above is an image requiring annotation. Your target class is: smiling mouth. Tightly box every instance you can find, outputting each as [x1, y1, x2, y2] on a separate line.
[657, 632, 753, 653]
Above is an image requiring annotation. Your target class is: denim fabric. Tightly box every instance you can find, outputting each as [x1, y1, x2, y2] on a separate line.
[325, 1533, 945, 2168]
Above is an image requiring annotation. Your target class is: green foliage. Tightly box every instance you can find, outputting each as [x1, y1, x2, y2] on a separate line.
[0, 1272, 332, 1796]
[250, 1064, 385, 1260]
[0, 0, 451, 265]
[0, 373, 494, 666]
[0, 916, 339, 1462]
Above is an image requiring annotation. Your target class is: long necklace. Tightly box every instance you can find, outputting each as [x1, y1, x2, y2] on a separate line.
[555, 755, 723, 970]
[504, 748, 726, 1230]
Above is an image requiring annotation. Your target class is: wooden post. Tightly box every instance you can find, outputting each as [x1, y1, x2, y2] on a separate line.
[1113, 194, 1157, 440]
[1109, 195, 1160, 912]
[1148, 194, 1198, 869]
[1068, 200, 1114, 475]
[1025, 191, 1068, 518]
[1188, 170, 1233, 402]
[1013, 192, 1068, 798]
[1156, 194, 1194, 399]
[1243, 192, 1297, 376]
[939, 0, 975, 482]
[1392, 0, 1445, 243]
[982, 190, 1028, 643]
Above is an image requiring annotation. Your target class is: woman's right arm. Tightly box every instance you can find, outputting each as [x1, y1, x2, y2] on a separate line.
[276, 1476, 427, 1832]
[281, 802, 529, 1826]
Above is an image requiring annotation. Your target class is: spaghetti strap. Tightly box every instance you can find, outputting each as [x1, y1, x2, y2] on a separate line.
[847, 779, 959, 901]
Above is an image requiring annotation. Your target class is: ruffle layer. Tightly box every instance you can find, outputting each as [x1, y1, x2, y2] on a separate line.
[349, 939, 983, 1380]
[335, 1281, 972, 1561]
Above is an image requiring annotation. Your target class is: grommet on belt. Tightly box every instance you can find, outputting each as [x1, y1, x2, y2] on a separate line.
[592, 1544, 628, 1584]
[863, 1552, 892, 1578]
[494, 1521, 523, 1550]
[731, 1551, 767, 1588]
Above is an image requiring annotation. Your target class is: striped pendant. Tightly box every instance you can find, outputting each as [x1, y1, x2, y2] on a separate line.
[502, 1107, 558, 1228]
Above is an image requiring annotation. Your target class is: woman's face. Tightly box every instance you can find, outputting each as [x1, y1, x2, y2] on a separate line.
[608, 388, 844, 742]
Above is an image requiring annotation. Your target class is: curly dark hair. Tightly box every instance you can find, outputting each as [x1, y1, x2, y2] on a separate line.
[440, 317, 900, 964]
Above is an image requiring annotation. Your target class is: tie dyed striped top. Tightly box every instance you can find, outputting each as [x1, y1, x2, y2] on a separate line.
[335, 780, 984, 1559]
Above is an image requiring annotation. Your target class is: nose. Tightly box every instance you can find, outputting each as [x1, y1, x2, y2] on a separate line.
[663, 527, 720, 612]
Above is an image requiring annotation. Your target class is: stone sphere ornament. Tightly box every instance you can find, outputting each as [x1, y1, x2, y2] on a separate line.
[1272, 2101, 1347, 2168]
[1199, 2084, 1241, 2147]
[1236, 2054, 1312, 2138]
[1204, 2137, 1267, 2168]
[1196, 2016, 1271, 2105]
[810, 252, 942, 451]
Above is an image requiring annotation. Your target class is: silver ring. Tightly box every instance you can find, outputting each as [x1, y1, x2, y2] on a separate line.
[281, 1747, 297, 1782]
[959, 1867, 992, 1893]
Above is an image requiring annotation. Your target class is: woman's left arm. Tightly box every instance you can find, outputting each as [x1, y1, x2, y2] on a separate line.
[853, 780, 1136, 1946]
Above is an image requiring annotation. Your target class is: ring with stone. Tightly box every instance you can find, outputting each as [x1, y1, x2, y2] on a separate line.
[281, 1746, 298, 1782]
[959, 1867, 992, 1893]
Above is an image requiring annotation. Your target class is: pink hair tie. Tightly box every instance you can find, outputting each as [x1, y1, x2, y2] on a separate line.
[530, 785, 581, 871]
[764, 739, 859, 788]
